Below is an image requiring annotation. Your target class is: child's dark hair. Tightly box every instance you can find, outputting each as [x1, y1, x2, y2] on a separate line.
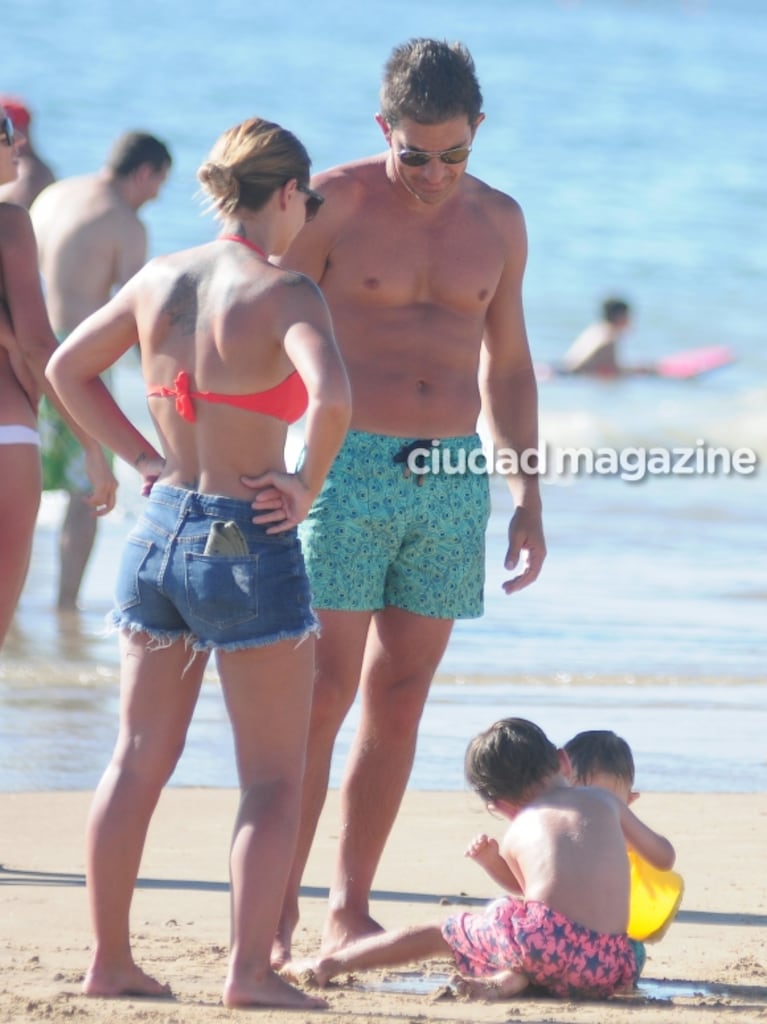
[465, 718, 560, 804]
[601, 297, 631, 324]
[564, 730, 635, 787]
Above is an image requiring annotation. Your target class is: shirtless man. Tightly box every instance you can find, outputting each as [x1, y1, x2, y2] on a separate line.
[258, 38, 546, 965]
[0, 96, 55, 209]
[30, 131, 171, 609]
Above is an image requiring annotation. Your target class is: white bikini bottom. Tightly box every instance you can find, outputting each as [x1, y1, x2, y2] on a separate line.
[0, 424, 41, 446]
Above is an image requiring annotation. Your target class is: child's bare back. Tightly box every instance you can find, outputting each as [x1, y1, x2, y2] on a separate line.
[500, 784, 635, 935]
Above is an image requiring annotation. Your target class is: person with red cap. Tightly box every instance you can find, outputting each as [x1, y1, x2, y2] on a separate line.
[0, 95, 55, 208]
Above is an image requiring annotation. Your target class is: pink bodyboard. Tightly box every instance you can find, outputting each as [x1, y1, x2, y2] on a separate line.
[655, 345, 735, 379]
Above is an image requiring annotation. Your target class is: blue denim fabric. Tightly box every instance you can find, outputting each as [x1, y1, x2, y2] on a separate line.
[109, 485, 318, 651]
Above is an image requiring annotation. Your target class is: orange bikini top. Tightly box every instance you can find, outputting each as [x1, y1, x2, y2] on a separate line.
[147, 369, 308, 424]
[147, 235, 309, 424]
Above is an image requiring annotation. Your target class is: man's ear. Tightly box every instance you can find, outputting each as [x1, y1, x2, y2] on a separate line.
[374, 113, 391, 142]
[558, 748, 573, 779]
[471, 113, 486, 136]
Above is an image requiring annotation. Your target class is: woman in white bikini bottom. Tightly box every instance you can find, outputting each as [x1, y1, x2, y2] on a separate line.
[0, 423, 43, 647]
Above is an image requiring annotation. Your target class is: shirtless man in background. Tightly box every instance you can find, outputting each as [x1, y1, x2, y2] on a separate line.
[259, 38, 546, 965]
[30, 131, 171, 609]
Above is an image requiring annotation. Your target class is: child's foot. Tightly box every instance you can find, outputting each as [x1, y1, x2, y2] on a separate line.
[452, 969, 529, 1001]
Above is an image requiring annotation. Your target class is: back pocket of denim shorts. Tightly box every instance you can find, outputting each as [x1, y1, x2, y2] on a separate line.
[184, 552, 259, 628]
[115, 536, 154, 612]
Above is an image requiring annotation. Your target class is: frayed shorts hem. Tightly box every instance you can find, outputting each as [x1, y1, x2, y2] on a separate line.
[107, 615, 320, 654]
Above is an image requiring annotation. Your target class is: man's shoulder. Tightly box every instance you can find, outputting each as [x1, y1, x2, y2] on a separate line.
[30, 173, 99, 220]
[314, 154, 385, 196]
[466, 174, 524, 219]
[35, 173, 91, 199]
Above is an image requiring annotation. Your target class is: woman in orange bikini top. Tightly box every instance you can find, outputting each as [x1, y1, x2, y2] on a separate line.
[44, 116, 350, 1011]
[145, 232, 321, 426]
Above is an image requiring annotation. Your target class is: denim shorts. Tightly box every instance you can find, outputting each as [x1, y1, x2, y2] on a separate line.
[299, 430, 490, 619]
[108, 485, 318, 652]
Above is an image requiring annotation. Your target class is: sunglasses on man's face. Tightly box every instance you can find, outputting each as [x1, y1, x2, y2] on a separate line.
[0, 116, 15, 147]
[397, 144, 472, 167]
[297, 182, 324, 222]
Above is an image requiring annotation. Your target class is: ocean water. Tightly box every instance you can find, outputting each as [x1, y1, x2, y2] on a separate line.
[2, 0, 765, 793]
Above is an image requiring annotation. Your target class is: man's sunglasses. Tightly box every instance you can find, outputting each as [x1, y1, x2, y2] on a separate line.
[397, 144, 471, 168]
[0, 116, 15, 147]
[297, 182, 324, 222]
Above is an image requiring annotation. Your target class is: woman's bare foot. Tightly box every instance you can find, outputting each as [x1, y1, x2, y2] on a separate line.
[223, 966, 328, 1009]
[452, 969, 529, 1001]
[321, 908, 382, 956]
[82, 961, 172, 998]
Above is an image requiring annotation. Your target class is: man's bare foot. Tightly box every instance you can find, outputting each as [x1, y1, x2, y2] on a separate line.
[223, 967, 328, 1009]
[82, 962, 172, 999]
[270, 937, 291, 971]
[271, 903, 299, 968]
[321, 908, 383, 955]
[279, 957, 336, 989]
[270, 925, 294, 970]
[452, 969, 529, 1001]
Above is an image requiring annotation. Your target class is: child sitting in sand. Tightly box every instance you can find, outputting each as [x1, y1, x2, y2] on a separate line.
[564, 729, 684, 945]
[281, 717, 676, 1001]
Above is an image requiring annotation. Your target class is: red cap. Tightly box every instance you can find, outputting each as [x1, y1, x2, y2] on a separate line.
[0, 96, 32, 132]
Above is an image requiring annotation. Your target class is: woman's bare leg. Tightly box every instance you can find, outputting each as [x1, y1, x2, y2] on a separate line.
[219, 636, 326, 1010]
[0, 444, 40, 648]
[83, 632, 207, 997]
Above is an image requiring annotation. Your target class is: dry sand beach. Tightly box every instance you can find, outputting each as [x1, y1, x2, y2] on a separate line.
[1, 788, 765, 1023]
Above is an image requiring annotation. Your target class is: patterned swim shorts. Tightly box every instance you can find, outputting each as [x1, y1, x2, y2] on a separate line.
[442, 897, 639, 999]
[299, 430, 490, 619]
[39, 345, 113, 493]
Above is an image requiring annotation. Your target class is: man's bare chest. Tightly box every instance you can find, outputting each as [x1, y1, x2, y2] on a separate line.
[326, 225, 502, 313]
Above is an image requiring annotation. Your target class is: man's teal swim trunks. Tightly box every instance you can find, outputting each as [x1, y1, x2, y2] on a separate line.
[299, 430, 490, 619]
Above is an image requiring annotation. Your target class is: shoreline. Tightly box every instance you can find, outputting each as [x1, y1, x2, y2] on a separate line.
[2, 789, 765, 1023]
[3, 670, 766, 795]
